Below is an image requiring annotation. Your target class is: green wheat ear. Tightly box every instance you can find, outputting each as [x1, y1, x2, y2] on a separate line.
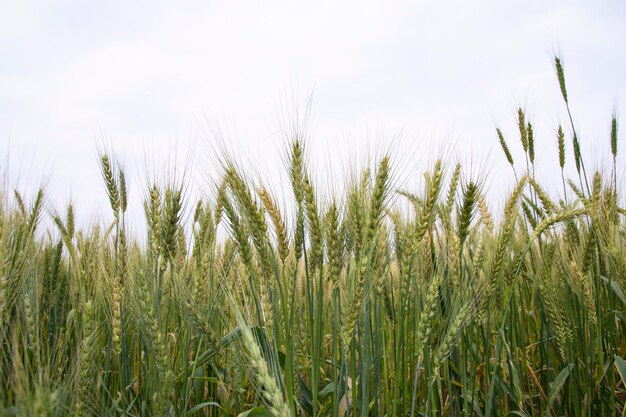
[258, 186, 289, 263]
[518, 108, 528, 152]
[457, 182, 478, 246]
[444, 163, 462, 221]
[100, 154, 120, 217]
[367, 156, 391, 242]
[119, 169, 128, 213]
[611, 113, 618, 158]
[527, 122, 535, 164]
[303, 174, 323, 268]
[325, 201, 343, 289]
[555, 56, 568, 103]
[496, 128, 514, 166]
[66, 203, 75, 240]
[557, 125, 566, 169]
[573, 133, 582, 174]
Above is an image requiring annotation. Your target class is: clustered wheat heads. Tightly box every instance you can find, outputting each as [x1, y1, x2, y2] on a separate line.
[0, 59, 624, 417]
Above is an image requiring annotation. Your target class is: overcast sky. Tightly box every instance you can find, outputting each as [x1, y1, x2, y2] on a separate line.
[1, 0, 625, 231]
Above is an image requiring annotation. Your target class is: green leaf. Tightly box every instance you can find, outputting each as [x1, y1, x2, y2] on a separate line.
[601, 275, 626, 307]
[237, 407, 273, 417]
[545, 363, 573, 417]
[186, 402, 221, 416]
[318, 381, 336, 399]
[618, 357, 626, 417]
[615, 356, 626, 386]
[298, 376, 313, 415]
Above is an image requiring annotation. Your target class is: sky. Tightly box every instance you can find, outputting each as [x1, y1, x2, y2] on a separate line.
[1, 0, 625, 232]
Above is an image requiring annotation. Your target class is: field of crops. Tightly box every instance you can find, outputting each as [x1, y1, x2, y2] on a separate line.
[1, 59, 625, 417]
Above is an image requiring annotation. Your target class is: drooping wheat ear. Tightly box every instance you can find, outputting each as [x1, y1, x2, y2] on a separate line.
[471, 231, 488, 283]
[531, 207, 587, 241]
[374, 224, 390, 296]
[76, 300, 95, 416]
[191, 201, 210, 265]
[573, 258, 598, 326]
[416, 272, 443, 360]
[294, 209, 305, 261]
[447, 226, 460, 285]
[538, 280, 570, 361]
[111, 274, 122, 355]
[581, 225, 597, 275]
[477, 191, 493, 233]
[14, 189, 26, 216]
[134, 274, 169, 412]
[445, 163, 462, 220]
[214, 177, 228, 225]
[387, 211, 402, 264]
[220, 191, 255, 277]
[572, 133, 582, 174]
[402, 226, 418, 300]
[325, 202, 343, 290]
[161, 188, 182, 260]
[24, 293, 39, 364]
[604, 187, 620, 224]
[496, 128, 514, 167]
[518, 108, 528, 152]
[567, 179, 585, 201]
[119, 169, 127, 214]
[347, 185, 364, 258]
[0, 274, 7, 330]
[433, 301, 473, 371]
[527, 122, 535, 164]
[611, 113, 618, 158]
[65, 203, 75, 240]
[557, 126, 566, 169]
[289, 141, 306, 261]
[192, 253, 207, 304]
[27, 189, 44, 235]
[100, 155, 120, 218]
[367, 156, 391, 243]
[193, 200, 203, 224]
[347, 191, 383, 336]
[176, 225, 187, 268]
[145, 184, 161, 254]
[375, 192, 393, 305]
[258, 186, 289, 263]
[118, 228, 128, 283]
[528, 178, 556, 215]
[303, 175, 323, 268]
[290, 140, 305, 205]
[53, 213, 69, 244]
[420, 229, 433, 283]
[416, 160, 443, 243]
[204, 203, 217, 249]
[526, 190, 545, 218]
[341, 253, 369, 348]
[147, 292, 173, 413]
[483, 175, 527, 306]
[227, 167, 272, 277]
[383, 281, 395, 322]
[589, 172, 604, 226]
[503, 174, 528, 220]
[555, 56, 568, 103]
[397, 190, 420, 210]
[457, 182, 478, 246]
[235, 311, 291, 417]
[522, 201, 538, 229]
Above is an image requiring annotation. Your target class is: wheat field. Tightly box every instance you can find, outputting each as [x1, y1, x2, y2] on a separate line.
[0, 58, 625, 417]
